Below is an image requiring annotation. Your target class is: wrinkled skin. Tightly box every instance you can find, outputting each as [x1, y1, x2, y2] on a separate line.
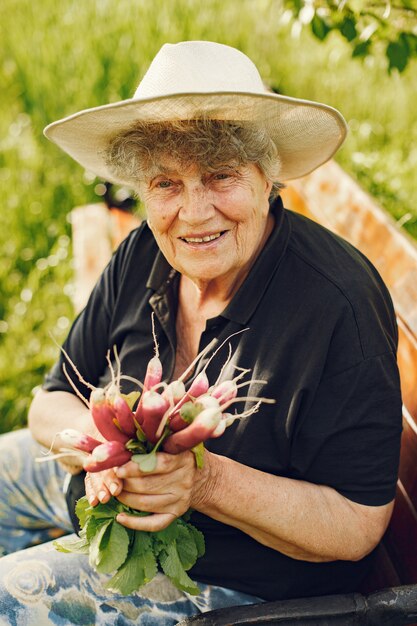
[85, 449, 211, 531]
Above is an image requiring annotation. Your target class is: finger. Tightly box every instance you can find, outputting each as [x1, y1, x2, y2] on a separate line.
[121, 470, 193, 495]
[116, 511, 177, 532]
[85, 471, 123, 504]
[116, 490, 180, 513]
[85, 474, 99, 506]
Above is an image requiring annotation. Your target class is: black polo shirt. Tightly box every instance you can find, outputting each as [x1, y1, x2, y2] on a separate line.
[44, 197, 402, 601]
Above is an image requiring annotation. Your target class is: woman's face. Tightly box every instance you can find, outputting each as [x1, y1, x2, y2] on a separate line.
[139, 157, 273, 288]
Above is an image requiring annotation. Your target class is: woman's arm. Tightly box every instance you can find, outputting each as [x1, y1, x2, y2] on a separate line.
[28, 388, 97, 474]
[93, 449, 393, 563]
[193, 451, 393, 562]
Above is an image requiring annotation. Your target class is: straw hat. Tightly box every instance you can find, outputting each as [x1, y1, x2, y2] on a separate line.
[44, 41, 348, 184]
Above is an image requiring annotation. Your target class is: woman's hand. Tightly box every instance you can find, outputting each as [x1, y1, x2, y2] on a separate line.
[113, 451, 206, 532]
[85, 468, 124, 506]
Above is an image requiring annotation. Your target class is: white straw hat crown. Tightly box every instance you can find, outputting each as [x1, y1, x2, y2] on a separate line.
[136, 42, 266, 97]
[44, 41, 348, 184]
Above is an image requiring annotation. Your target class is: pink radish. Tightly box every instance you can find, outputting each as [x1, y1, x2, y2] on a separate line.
[155, 371, 210, 439]
[59, 429, 102, 452]
[210, 380, 238, 405]
[169, 395, 219, 432]
[169, 371, 210, 415]
[163, 406, 222, 454]
[83, 441, 132, 472]
[90, 388, 130, 444]
[210, 417, 228, 438]
[112, 394, 137, 438]
[134, 355, 163, 424]
[193, 394, 220, 410]
[140, 390, 170, 444]
[172, 372, 210, 414]
[143, 355, 163, 391]
[187, 372, 210, 399]
[168, 400, 199, 433]
[162, 380, 186, 405]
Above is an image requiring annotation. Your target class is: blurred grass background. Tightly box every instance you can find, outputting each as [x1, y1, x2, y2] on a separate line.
[1, 0, 416, 433]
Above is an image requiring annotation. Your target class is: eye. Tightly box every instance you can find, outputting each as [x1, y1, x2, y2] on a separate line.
[156, 180, 172, 188]
[213, 172, 230, 181]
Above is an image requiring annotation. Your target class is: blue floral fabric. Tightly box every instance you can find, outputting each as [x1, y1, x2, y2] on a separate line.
[0, 430, 262, 625]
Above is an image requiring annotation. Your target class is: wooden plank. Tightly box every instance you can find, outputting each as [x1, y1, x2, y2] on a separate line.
[398, 320, 417, 421]
[71, 203, 113, 313]
[71, 204, 140, 312]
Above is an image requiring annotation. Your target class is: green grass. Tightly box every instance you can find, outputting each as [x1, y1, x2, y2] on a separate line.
[1, 0, 416, 432]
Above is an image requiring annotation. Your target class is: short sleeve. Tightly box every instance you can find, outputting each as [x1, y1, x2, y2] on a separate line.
[42, 224, 134, 398]
[290, 352, 403, 506]
[43, 273, 112, 398]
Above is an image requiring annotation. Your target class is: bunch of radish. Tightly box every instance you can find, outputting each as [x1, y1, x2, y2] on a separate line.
[48, 327, 273, 473]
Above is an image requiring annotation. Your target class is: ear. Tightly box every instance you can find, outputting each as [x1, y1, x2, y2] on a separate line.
[261, 178, 273, 218]
[264, 178, 273, 197]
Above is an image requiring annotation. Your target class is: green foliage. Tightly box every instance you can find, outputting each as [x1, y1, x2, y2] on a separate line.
[284, 1, 417, 72]
[1, 0, 416, 433]
[106, 532, 158, 595]
[55, 496, 204, 595]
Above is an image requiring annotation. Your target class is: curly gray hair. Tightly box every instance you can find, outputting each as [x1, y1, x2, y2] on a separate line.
[105, 119, 284, 199]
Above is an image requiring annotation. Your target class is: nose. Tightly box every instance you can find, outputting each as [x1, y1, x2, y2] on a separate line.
[178, 183, 216, 225]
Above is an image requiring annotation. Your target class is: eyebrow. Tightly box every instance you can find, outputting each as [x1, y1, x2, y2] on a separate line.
[142, 161, 242, 181]
[142, 164, 183, 180]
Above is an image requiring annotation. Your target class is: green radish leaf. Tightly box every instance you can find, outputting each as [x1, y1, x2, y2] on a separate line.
[191, 442, 205, 469]
[95, 521, 130, 574]
[184, 521, 205, 559]
[158, 543, 200, 595]
[89, 519, 112, 568]
[122, 390, 141, 410]
[134, 423, 148, 442]
[132, 452, 157, 472]
[106, 531, 158, 595]
[89, 498, 123, 518]
[154, 520, 180, 545]
[85, 515, 110, 543]
[125, 439, 147, 454]
[75, 496, 91, 529]
[53, 534, 89, 554]
[176, 525, 198, 570]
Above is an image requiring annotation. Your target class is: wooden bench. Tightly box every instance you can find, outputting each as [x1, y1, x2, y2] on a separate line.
[72, 164, 417, 624]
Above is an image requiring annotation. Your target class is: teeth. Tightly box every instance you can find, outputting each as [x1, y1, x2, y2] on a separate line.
[183, 233, 222, 243]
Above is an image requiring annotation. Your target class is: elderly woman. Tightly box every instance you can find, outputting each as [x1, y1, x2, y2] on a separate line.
[0, 41, 402, 624]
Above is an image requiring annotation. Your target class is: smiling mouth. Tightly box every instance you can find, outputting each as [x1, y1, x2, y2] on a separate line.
[180, 232, 225, 244]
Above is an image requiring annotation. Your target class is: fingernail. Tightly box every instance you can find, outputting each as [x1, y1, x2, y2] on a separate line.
[116, 468, 125, 478]
[88, 496, 96, 505]
[110, 482, 119, 495]
[98, 490, 107, 501]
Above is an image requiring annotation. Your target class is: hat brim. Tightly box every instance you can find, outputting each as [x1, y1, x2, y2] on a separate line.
[44, 91, 347, 185]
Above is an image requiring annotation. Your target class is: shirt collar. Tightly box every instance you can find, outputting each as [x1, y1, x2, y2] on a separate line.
[146, 195, 291, 325]
[221, 196, 290, 324]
